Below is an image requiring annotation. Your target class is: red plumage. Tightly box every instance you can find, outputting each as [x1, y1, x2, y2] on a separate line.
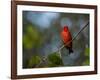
[61, 25, 73, 54]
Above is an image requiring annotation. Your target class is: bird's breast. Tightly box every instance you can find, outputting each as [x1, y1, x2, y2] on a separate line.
[61, 31, 71, 44]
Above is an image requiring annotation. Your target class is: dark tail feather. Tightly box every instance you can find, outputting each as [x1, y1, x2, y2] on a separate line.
[69, 48, 73, 54]
[65, 46, 73, 54]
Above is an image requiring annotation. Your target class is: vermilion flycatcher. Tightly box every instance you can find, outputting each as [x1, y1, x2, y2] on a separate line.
[61, 25, 73, 54]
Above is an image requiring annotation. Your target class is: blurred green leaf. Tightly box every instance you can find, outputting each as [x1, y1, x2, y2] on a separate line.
[82, 48, 90, 66]
[23, 34, 33, 49]
[28, 55, 41, 68]
[82, 59, 89, 65]
[85, 48, 90, 57]
[48, 52, 63, 67]
[23, 25, 43, 49]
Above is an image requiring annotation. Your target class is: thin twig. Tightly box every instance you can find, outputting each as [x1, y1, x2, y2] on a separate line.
[35, 56, 47, 68]
[35, 22, 89, 68]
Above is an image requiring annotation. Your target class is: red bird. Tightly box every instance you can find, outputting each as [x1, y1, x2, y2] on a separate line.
[61, 25, 73, 54]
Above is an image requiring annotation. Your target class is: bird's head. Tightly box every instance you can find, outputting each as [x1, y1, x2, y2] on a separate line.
[63, 25, 69, 32]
